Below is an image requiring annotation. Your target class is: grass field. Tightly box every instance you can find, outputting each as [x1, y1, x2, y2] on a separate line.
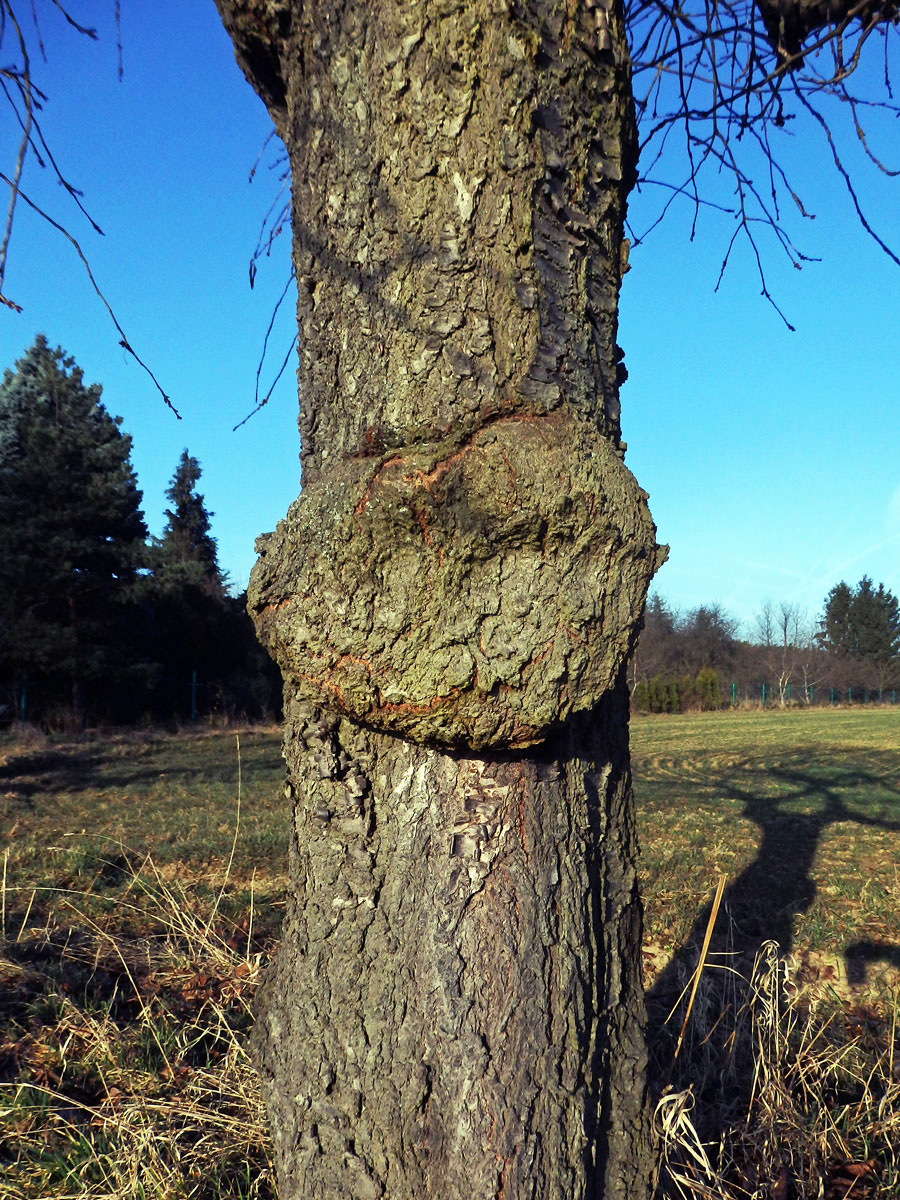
[1, 708, 898, 1198]
[632, 707, 900, 992]
[0, 727, 287, 1200]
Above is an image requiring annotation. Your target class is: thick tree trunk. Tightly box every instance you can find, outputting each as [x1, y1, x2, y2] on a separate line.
[257, 684, 650, 1199]
[216, 0, 664, 1195]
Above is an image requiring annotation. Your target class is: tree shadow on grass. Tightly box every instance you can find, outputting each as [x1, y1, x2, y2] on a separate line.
[0, 746, 102, 807]
[643, 752, 900, 1134]
[0, 738, 280, 808]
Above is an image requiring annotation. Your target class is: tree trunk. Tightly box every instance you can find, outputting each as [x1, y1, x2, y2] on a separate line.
[216, 1, 664, 1195]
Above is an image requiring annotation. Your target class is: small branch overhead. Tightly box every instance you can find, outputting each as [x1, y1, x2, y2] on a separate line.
[0, 0, 176, 414]
[233, 132, 296, 432]
[627, 0, 900, 314]
[233, 266, 297, 432]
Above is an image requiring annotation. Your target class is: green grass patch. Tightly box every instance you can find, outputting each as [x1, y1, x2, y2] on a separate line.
[1, 726, 284, 1200]
[1, 712, 898, 1198]
[632, 708, 900, 1199]
[1, 726, 290, 943]
[632, 707, 900, 990]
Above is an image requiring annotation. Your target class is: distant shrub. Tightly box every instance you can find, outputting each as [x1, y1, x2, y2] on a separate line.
[633, 669, 724, 713]
[696, 667, 723, 711]
[633, 680, 652, 712]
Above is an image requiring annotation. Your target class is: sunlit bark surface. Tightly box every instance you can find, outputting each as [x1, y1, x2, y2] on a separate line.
[216, 1, 664, 1195]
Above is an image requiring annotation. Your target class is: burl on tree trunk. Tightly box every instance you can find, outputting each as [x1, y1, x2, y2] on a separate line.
[216, 0, 665, 1195]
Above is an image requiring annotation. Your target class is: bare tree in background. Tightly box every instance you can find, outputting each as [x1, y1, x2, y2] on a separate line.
[4, 0, 900, 1195]
[676, 602, 740, 677]
[755, 599, 809, 704]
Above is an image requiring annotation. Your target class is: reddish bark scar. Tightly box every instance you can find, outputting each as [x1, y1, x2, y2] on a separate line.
[497, 1155, 512, 1200]
[353, 413, 555, 515]
[401, 443, 475, 491]
[414, 507, 432, 546]
[353, 454, 405, 513]
[260, 596, 296, 614]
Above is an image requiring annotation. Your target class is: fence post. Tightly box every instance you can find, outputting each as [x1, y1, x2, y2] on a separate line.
[732, 681, 736, 705]
[762, 683, 766, 708]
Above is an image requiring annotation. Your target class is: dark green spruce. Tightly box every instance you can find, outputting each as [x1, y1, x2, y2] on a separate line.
[0, 336, 148, 724]
[146, 449, 281, 722]
[819, 578, 900, 664]
[156, 449, 226, 598]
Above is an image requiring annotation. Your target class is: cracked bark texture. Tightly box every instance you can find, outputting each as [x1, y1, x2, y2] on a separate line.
[215, 0, 662, 1195]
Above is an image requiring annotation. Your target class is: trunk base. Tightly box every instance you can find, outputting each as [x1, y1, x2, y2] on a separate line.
[253, 684, 653, 1199]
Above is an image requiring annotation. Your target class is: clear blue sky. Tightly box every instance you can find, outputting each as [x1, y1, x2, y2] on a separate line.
[2, 2, 898, 631]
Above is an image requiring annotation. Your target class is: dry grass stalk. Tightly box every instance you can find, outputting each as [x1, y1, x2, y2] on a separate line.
[671, 874, 727, 1069]
[1, 822, 276, 1198]
[652, 935, 900, 1199]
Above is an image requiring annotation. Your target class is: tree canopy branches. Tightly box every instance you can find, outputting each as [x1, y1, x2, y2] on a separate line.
[0, 0, 179, 413]
[1, 0, 899, 376]
[627, 0, 900, 315]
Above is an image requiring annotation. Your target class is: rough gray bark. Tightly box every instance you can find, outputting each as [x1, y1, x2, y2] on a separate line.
[256, 685, 650, 1199]
[216, 0, 664, 1195]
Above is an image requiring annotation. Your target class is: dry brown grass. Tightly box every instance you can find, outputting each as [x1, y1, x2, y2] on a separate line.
[650, 931, 900, 1199]
[1, 737, 276, 1200]
[2, 717, 899, 1197]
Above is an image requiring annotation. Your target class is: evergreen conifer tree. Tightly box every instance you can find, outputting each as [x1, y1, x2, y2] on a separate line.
[0, 336, 148, 722]
[851, 578, 900, 662]
[819, 577, 900, 682]
[146, 450, 280, 721]
[156, 450, 225, 599]
[148, 450, 226, 716]
[820, 581, 856, 656]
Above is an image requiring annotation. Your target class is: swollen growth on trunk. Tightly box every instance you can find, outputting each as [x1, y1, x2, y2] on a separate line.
[216, 1, 664, 1195]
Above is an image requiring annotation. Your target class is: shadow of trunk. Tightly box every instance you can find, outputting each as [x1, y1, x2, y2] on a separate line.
[641, 759, 900, 1185]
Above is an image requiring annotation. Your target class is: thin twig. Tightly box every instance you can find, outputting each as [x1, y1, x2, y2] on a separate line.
[204, 733, 242, 941]
[0, 0, 32, 300]
[0, 171, 181, 417]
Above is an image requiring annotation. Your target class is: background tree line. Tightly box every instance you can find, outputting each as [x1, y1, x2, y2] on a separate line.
[632, 581, 900, 713]
[3, 336, 894, 729]
[0, 337, 281, 728]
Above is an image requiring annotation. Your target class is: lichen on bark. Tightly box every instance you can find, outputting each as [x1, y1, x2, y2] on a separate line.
[216, 0, 662, 1195]
[254, 686, 652, 1199]
[250, 408, 664, 749]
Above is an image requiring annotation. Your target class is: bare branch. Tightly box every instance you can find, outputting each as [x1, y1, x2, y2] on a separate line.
[2, 65, 105, 234]
[27, 0, 45, 60]
[629, 0, 900, 306]
[0, 171, 180, 417]
[0, 1, 32, 302]
[233, 268, 297, 431]
[795, 84, 900, 265]
[45, 0, 96, 39]
[0, 2, 179, 414]
[114, 0, 122, 80]
[232, 334, 298, 432]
